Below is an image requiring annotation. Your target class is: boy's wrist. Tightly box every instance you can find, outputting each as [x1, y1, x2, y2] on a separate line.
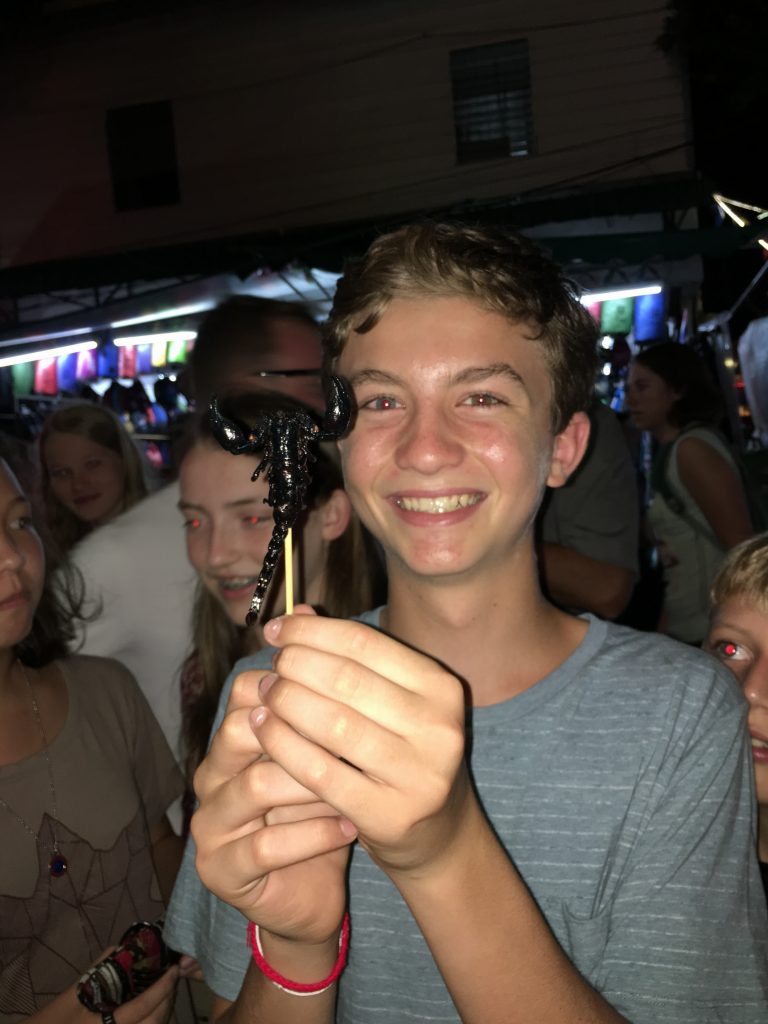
[387, 795, 494, 891]
[258, 926, 344, 984]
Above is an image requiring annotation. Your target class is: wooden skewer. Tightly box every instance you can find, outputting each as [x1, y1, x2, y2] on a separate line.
[284, 527, 294, 614]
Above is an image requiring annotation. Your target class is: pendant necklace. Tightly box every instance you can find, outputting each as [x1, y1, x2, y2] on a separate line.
[0, 662, 68, 878]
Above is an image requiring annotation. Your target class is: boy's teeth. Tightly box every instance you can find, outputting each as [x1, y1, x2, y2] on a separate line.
[752, 738, 768, 750]
[397, 494, 479, 513]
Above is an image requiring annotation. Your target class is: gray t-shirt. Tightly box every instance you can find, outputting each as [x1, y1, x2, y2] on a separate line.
[165, 614, 768, 1021]
[539, 401, 639, 575]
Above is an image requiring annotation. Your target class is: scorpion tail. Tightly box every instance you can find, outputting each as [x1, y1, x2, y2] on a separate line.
[245, 521, 289, 626]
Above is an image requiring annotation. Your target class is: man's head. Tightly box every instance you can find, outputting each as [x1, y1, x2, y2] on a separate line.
[190, 295, 323, 410]
[323, 222, 598, 433]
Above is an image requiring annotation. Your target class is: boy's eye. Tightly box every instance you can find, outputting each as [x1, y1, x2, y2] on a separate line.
[183, 518, 202, 531]
[713, 639, 749, 662]
[462, 393, 504, 407]
[359, 395, 401, 411]
[49, 467, 70, 479]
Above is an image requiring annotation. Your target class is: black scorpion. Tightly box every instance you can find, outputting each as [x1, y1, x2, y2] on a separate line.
[207, 376, 352, 624]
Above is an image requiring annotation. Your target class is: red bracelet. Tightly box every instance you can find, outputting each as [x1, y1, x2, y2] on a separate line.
[246, 914, 350, 996]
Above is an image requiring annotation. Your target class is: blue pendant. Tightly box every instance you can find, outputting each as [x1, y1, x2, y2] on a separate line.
[49, 853, 68, 877]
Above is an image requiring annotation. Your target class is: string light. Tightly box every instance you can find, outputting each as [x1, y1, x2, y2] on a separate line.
[0, 340, 98, 369]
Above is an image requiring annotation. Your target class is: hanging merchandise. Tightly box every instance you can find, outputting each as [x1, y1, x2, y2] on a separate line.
[75, 347, 97, 381]
[584, 301, 601, 323]
[98, 341, 119, 379]
[34, 358, 58, 396]
[11, 361, 35, 396]
[634, 291, 666, 343]
[151, 340, 167, 368]
[600, 298, 633, 335]
[137, 345, 153, 375]
[57, 351, 79, 393]
[118, 344, 137, 378]
[166, 335, 189, 364]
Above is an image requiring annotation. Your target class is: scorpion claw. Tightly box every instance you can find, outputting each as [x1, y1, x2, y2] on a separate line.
[208, 397, 249, 454]
[317, 375, 353, 441]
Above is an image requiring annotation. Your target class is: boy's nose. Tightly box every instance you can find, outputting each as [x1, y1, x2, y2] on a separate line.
[743, 658, 768, 708]
[394, 407, 463, 474]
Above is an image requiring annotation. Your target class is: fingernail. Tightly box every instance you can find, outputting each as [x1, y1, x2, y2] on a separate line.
[251, 706, 268, 728]
[259, 672, 277, 698]
[264, 616, 284, 640]
[339, 817, 358, 838]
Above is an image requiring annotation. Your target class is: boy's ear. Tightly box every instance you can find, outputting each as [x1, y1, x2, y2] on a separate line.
[546, 411, 591, 489]
[320, 488, 352, 541]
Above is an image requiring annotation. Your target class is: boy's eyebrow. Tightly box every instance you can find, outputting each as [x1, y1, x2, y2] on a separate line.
[452, 362, 525, 387]
[347, 363, 525, 389]
[709, 616, 749, 634]
[347, 369, 402, 388]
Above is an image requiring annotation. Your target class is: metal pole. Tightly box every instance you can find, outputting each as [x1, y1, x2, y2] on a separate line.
[727, 259, 768, 321]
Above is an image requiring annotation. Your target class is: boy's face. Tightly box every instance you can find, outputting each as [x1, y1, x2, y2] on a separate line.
[706, 597, 768, 806]
[336, 295, 586, 584]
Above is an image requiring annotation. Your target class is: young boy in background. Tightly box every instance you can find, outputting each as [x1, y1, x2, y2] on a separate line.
[706, 531, 768, 900]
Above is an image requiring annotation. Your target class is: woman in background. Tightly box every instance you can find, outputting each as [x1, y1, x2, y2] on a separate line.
[0, 452, 187, 1021]
[39, 403, 147, 554]
[176, 391, 386, 828]
[626, 342, 753, 643]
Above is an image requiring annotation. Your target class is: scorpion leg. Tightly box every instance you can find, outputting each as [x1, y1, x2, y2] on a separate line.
[251, 455, 269, 482]
[246, 519, 289, 626]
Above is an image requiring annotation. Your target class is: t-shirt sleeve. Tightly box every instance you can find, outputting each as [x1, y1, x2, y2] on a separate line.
[589, 670, 768, 1019]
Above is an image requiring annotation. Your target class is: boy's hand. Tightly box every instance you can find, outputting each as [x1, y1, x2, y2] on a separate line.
[254, 610, 472, 878]
[191, 666, 356, 944]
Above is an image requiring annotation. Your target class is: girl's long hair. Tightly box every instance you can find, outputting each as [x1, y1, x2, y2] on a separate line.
[38, 403, 148, 553]
[16, 557, 88, 668]
[180, 392, 387, 785]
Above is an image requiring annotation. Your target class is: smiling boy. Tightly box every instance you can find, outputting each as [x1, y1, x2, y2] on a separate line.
[170, 223, 768, 1022]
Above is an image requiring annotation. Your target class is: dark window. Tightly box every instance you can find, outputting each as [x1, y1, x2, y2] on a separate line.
[105, 101, 180, 211]
[450, 40, 533, 163]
